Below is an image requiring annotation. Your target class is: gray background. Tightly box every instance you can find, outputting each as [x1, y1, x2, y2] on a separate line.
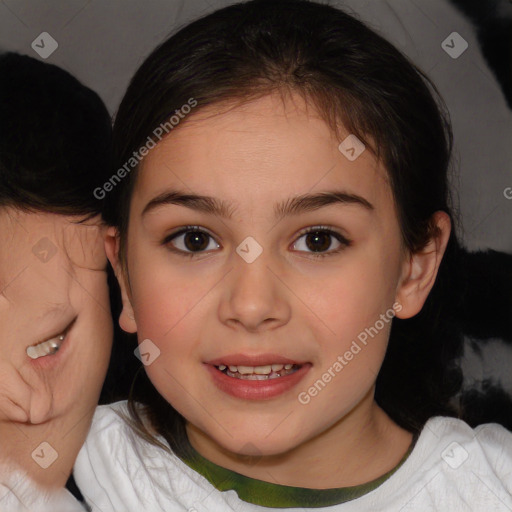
[1, 0, 511, 391]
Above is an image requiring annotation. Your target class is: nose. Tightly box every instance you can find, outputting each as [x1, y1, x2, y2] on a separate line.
[218, 249, 291, 333]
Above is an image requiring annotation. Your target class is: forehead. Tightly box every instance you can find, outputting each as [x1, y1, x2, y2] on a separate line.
[0, 209, 105, 303]
[135, 93, 391, 214]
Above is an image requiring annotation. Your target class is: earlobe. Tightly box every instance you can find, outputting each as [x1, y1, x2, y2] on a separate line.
[395, 211, 451, 319]
[104, 226, 138, 333]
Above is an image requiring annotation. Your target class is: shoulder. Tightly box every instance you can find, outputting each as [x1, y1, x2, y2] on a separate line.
[362, 416, 512, 510]
[73, 401, 219, 511]
[74, 400, 165, 469]
[86, 400, 132, 435]
[77, 401, 134, 456]
[423, 416, 512, 471]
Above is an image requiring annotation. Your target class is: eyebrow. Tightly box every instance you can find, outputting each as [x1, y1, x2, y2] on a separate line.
[142, 189, 374, 221]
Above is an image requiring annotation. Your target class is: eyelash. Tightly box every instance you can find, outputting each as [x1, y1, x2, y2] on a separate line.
[161, 225, 352, 260]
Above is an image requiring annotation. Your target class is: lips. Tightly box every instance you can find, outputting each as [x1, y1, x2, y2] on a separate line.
[204, 353, 311, 399]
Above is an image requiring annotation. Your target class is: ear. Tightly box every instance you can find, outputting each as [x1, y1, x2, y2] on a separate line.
[104, 226, 137, 333]
[395, 211, 451, 319]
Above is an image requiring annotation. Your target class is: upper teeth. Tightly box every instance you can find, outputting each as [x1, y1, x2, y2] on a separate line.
[27, 335, 65, 360]
[218, 364, 294, 374]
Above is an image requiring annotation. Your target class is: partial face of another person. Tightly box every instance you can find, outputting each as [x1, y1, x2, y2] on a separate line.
[0, 209, 112, 425]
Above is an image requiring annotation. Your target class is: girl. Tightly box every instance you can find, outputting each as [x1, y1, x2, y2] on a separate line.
[74, 0, 512, 510]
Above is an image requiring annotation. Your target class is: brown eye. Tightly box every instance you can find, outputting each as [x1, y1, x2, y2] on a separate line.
[163, 226, 219, 256]
[182, 231, 210, 251]
[304, 231, 333, 252]
[292, 226, 351, 258]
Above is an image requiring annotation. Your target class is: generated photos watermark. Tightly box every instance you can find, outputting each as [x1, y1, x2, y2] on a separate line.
[298, 301, 402, 405]
[93, 97, 197, 200]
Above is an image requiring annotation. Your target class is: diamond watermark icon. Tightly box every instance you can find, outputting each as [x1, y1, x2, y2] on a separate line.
[441, 441, 468, 469]
[31, 442, 58, 469]
[31, 32, 58, 59]
[135, 338, 161, 366]
[338, 134, 365, 161]
[237, 442, 263, 466]
[441, 32, 468, 59]
[32, 237, 57, 263]
[236, 236, 263, 263]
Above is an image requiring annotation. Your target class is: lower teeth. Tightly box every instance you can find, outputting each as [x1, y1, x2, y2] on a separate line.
[222, 366, 299, 380]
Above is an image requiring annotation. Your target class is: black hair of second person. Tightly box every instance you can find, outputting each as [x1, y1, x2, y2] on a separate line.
[104, 0, 466, 458]
[0, 52, 112, 216]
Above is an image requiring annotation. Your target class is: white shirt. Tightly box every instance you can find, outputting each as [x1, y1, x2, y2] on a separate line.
[74, 401, 512, 511]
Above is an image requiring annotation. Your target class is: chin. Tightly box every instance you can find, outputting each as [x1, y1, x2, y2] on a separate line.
[216, 429, 306, 458]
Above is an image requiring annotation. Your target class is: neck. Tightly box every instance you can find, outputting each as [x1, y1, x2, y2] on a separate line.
[186, 391, 413, 489]
[0, 407, 93, 489]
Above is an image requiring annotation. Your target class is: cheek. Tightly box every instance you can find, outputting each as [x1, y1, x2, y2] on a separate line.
[131, 270, 200, 340]
[129, 236, 224, 341]
[70, 275, 113, 368]
[305, 246, 400, 341]
[46, 274, 113, 412]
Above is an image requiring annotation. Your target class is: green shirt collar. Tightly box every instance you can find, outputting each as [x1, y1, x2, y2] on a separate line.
[179, 432, 418, 508]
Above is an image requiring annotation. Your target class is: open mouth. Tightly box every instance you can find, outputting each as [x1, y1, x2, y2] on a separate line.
[215, 363, 301, 380]
[27, 334, 65, 359]
[206, 356, 311, 399]
[26, 317, 76, 360]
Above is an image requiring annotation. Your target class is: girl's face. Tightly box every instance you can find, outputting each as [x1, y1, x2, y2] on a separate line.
[112, 92, 445, 457]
